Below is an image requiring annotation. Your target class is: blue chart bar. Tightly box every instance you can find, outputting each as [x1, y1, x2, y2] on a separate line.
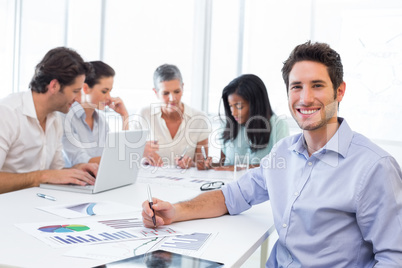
[99, 232, 119, 240]
[87, 234, 102, 242]
[53, 231, 137, 245]
[161, 233, 209, 251]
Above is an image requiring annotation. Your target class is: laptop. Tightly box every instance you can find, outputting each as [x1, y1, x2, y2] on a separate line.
[40, 130, 148, 194]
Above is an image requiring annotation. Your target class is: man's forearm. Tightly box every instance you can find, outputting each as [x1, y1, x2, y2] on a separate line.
[173, 190, 229, 222]
[0, 171, 40, 194]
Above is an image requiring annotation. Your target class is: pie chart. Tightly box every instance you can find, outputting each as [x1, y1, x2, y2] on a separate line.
[38, 224, 90, 233]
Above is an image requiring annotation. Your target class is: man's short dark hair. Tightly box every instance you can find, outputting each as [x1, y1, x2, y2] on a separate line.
[281, 41, 344, 96]
[29, 47, 92, 93]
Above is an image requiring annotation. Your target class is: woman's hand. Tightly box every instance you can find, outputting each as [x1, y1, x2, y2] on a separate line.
[175, 156, 193, 169]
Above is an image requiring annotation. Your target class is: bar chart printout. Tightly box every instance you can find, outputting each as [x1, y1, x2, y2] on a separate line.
[98, 218, 143, 229]
[63, 233, 215, 260]
[140, 227, 177, 237]
[50, 230, 138, 245]
[15, 217, 186, 248]
[161, 233, 210, 251]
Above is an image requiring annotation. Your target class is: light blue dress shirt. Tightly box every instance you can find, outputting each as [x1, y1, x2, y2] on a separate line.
[222, 118, 402, 267]
[222, 114, 289, 165]
[61, 102, 109, 167]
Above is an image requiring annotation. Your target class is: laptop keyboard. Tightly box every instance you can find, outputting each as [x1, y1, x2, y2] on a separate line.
[68, 184, 94, 189]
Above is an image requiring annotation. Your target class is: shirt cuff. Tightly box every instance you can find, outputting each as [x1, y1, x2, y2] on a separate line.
[221, 181, 252, 215]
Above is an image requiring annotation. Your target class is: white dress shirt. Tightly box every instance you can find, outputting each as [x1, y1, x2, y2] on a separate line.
[0, 91, 65, 172]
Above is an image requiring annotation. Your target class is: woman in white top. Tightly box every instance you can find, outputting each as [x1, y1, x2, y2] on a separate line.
[135, 64, 210, 169]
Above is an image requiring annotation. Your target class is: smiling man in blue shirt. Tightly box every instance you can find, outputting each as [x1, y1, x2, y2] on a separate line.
[142, 41, 402, 267]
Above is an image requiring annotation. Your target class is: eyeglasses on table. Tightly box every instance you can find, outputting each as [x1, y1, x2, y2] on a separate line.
[200, 181, 225, 191]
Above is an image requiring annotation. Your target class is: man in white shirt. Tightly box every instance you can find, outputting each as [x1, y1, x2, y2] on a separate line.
[0, 47, 98, 194]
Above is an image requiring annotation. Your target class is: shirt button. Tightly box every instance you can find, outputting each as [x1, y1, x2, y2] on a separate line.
[294, 192, 299, 196]
[308, 162, 312, 166]
[282, 223, 287, 228]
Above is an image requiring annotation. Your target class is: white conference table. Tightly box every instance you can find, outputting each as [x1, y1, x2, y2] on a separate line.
[0, 168, 275, 268]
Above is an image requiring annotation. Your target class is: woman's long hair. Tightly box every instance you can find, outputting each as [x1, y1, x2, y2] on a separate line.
[221, 74, 274, 152]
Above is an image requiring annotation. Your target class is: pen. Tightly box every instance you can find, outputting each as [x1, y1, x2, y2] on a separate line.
[147, 184, 156, 227]
[201, 146, 207, 160]
[178, 145, 189, 161]
[37, 193, 56, 201]
[201, 145, 209, 170]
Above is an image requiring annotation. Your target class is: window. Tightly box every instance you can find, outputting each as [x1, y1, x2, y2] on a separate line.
[207, 0, 241, 115]
[0, 0, 16, 98]
[102, 0, 195, 116]
[18, 0, 67, 92]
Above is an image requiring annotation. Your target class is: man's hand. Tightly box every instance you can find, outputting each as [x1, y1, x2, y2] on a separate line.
[142, 197, 176, 228]
[38, 166, 97, 186]
[73, 163, 98, 178]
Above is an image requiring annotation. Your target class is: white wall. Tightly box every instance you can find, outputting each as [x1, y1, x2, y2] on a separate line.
[1, 0, 401, 165]
[312, 0, 402, 165]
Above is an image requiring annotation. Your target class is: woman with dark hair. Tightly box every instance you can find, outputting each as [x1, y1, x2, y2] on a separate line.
[62, 61, 130, 166]
[215, 74, 289, 169]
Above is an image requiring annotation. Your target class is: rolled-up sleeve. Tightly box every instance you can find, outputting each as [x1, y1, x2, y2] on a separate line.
[222, 165, 269, 215]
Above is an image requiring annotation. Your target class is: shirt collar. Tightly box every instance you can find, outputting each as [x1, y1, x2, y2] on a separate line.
[182, 103, 193, 117]
[22, 90, 58, 125]
[70, 101, 85, 118]
[150, 104, 162, 116]
[289, 118, 353, 162]
[70, 102, 101, 121]
[289, 134, 305, 155]
[323, 117, 352, 158]
[22, 91, 37, 119]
